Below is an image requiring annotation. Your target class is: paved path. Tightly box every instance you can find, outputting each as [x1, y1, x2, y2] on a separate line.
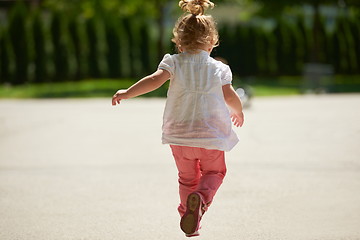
[0, 95, 360, 240]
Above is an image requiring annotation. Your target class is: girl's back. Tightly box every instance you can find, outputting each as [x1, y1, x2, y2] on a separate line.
[160, 51, 238, 151]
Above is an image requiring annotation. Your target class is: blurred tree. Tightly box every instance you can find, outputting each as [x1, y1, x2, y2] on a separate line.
[0, 26, 13, 83]
[153, 0, 171, 61]
[139, 21, 152, 74]
[86, 17, 101, 78]
[68, 16, 86, 80]
[8, 1, 29, 84]
[32, 10, 47, 83]
[104, 20, 120, 78]
[349, 17, 360, 74]
[252, 0, 359, 63]
[50, 10, 70, 81]
[120, 0, 174, 61]
[43, 0, 174, 62]
[216, 25, 237, 72]
[68, 16, 84, 80]
[334, 15, 358, 73]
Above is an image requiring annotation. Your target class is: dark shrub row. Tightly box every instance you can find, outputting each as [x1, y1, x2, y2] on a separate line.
[0, 2, 359, 84]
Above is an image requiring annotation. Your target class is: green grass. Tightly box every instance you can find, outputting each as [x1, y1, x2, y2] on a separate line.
[236, 75, 360, 96]
[0, 79, 136, 99]
[0, 79, 171, 99]
[0, 75, 359, 99]
[0, 79, 136, 98]
[248, 85, 301, 96]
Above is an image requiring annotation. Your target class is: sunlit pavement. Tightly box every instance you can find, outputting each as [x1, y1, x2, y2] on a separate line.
[1, 95, 360, 240]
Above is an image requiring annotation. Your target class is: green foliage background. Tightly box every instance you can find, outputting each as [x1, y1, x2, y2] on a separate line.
[0, 0, 359, 87]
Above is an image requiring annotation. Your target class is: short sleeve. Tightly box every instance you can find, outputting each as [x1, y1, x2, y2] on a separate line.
[158, 54, 174, 76]
[221, 64, 232, 86]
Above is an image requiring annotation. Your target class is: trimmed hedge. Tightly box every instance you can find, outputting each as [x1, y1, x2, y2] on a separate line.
[0, 2, 359, 85]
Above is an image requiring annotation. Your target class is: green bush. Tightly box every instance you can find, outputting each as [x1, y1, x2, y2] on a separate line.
[1, 3, 359, 85]
[50, 11, 70, 81]
[86, 17, 101, 78]
[122, 17, 143, 78]
[0, 25, 13, 83]
[68, 16, 85, 80]
[8, 1, 29, 84]
[104, 15, 121, 78]
[32, 11, 47, 83]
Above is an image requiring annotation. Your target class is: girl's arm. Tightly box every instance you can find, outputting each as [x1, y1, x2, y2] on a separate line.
[112, 69, 170, 105]
[222, 84, 244, 127]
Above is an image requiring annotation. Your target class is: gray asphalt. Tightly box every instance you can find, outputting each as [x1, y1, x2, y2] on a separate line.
[1, 95, 360, 240]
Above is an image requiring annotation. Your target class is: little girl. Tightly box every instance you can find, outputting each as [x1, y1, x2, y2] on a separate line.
[112, 0, 244, 237]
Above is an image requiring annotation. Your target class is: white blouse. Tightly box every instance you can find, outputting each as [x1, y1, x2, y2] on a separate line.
[158, 50, 239, 151]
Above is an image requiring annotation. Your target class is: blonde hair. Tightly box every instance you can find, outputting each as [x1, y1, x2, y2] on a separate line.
[172, 0, 219, 53]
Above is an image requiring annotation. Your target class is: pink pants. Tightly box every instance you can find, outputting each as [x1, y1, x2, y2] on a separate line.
[170, 145, 227, 216]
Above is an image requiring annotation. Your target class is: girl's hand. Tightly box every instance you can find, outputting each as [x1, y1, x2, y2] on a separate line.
[231, 111, 244, 127]
[112, 89, 128, 106]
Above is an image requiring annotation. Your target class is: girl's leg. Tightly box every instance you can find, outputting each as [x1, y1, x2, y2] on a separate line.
[170, 145, 226, 214]
[170, 145, 201, 216]
[197, 148, 226, 208]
